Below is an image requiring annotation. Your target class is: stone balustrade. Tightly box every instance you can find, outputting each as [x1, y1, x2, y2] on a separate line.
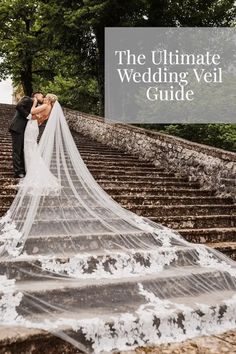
[64, 108, 236, 200]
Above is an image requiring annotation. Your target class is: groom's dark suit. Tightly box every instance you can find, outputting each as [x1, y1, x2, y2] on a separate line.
[9, 96, 33, 176]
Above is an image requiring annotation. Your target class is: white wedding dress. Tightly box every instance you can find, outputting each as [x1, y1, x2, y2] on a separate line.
[0, 101, 235, 354]
[19, 115, 61, 195]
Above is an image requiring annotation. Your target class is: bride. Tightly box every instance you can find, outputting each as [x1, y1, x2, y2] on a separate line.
[19, 93, 61, 195]
[0, 94, 235, 354]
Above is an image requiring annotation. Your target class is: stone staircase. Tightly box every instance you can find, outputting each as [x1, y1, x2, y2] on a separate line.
[1, 104, 235, 259]
[0, 103, 235, 353]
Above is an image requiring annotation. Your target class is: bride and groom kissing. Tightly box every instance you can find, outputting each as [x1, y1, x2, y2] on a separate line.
[9, 92, 57, 178]
[8, 92, 61, 195]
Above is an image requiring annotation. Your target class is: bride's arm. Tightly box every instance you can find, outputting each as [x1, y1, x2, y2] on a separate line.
[31, 104, 48, 115]
[38, 115, 49, 126]
[37, 106, 52, 125]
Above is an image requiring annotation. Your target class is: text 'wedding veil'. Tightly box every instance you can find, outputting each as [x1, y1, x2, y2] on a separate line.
[0, 101, 236, 353]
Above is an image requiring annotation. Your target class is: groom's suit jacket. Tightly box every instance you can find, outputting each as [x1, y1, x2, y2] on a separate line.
[9, 96, 33, 134]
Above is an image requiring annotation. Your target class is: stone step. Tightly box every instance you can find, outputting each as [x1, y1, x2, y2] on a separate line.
[82, 160, 163, 168]
[79, 150, 141, 157]
[98, 180, 201, 188]
[90, 175, 190, 182]
[0, 171, 14, 177]
[0, 160, 163, 170]
[0, 176, 200, 193]
[179, 228, 236, 243]
[0, 138, 12, 142]
[47, 171, 191, 184]
[8, 268, 235, 316]
[0, 186, 216, 198]
[4, 196, 232, 211]
[114, 195, 234, 206]
[3, 203, 234, 220]
[1, 225, 226, 258]
[0, 289, 235, 354]
[0, 136, 12, 140]
[0, 194, 17, 204]
[104, 187, 217, 197]
[81, 152, 140, 159]
[19, 232, 160, 255]
[90, 162, 171, 172]
[80, 154, 146, 163]
[206, 242, 236, 260]
[75, 142, 125, 148]
[8, 177, 199, 190]
[76, 147, 141, 153]
[51, 155, 166, 170]
[0, 206, 235, 232]
[150, 215, 236, 229]
[0, 152, 13, 157]
[0, 207, 11, 216]
[0, 149, 12, 156]
[0, 246, 209, 281]
[0, 177, 17, 183]
[0, 186, 18, 195]
[0, 137, 11, 142]
[1, 190, 235, 219]
[89, 168, 176, 177]
[91, 165, 172, 174]
[0, 144, 129, 151]
[2, 195, 232, 209]
[0, 165, 175, 178]
[129, 204, 236, 217]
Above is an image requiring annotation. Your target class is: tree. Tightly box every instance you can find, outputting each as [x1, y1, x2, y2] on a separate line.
[0, 0, 53, 95]
[35, 0, 100, 112]
[1, 0, 236, 115]
[143, 0, 236, 27]
[40, 0, 146, 115]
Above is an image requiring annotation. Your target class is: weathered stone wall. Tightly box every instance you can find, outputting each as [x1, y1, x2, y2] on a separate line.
[64, 108, 236, 199]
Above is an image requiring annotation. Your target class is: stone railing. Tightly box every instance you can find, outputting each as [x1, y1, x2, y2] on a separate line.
[64, 108, 236, 200]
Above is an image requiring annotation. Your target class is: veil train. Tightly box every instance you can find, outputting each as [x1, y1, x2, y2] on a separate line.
[0, 101, 235, 353]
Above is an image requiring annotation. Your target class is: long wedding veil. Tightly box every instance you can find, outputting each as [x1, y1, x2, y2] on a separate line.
[0, 101, 235, 353]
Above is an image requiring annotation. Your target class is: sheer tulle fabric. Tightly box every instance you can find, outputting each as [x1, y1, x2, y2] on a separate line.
[0, 101, 235, 353]
[20, 118, 61, 196]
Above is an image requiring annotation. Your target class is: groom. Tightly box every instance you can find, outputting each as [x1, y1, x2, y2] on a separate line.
[9, 92, 44, 178]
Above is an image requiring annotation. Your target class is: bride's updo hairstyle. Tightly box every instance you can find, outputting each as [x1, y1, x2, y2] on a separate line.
[46, 93, 58, 104]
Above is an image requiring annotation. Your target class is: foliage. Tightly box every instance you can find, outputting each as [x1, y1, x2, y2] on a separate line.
[0, 0, 236, 126]
[42, 74, 99, 113]
[1, 0, 235, 106]
[0, 0, 57, 95]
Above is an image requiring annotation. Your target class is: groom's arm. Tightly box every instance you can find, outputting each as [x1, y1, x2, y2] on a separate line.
[16, 96, 33, 120]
